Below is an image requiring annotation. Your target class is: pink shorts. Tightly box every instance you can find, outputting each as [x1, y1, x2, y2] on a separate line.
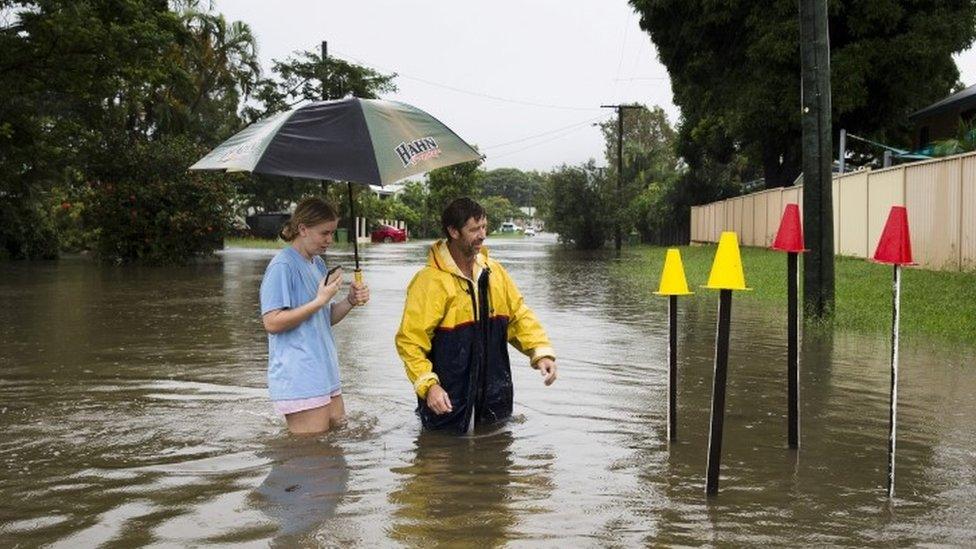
[273, 389, 342, 416]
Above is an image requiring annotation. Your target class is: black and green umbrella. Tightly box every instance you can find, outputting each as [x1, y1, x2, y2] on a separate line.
[190, 97, 481, 276]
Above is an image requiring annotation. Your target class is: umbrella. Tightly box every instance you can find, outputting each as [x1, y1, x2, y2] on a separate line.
[190, 97, 482, 280]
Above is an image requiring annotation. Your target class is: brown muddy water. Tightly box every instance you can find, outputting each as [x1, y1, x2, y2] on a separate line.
[1, 235, 975, 547]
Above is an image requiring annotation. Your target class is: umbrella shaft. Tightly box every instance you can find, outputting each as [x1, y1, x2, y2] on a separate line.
[347, 181, 360, 270]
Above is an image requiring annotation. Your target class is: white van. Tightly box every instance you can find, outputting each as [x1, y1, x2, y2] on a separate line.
[499, 221, 517, 233]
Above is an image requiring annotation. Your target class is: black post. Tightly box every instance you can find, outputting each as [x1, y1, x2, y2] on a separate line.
[887, 264, 901, 497]
[321, 40, 330, 195]
[787, 252, 800, 449]
[799, 0, 835, 319]
[347, 181, 360, 271]
[668, 294, 678, 441]
[321, 40, 329, 100]
[615, 108, 623, 251]
[600, 104, 643, 252]
[706, 289, 733, 496]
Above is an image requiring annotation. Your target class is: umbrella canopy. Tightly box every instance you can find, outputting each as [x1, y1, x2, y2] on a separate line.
[189, 97, 481, 185]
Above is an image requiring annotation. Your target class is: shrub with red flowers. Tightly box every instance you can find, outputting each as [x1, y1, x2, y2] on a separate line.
[84, 137, 235, 264]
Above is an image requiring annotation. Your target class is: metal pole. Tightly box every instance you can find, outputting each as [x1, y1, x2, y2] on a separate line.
[347, 181, 360, 271]
[787, 252, 800, 448]
[838, 128, 846, 174]
[706, 289, 732, 496]
[887, 264, 901, 497]
[668, 294, 678, 441]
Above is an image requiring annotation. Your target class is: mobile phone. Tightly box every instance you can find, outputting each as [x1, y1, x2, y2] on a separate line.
[326, 265, 343, 281]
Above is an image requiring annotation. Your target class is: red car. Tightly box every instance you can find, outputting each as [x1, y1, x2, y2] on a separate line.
[371, 224, 408, 243]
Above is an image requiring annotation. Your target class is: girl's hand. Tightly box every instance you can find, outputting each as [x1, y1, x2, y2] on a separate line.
[318, 268, 343, 305]
[346, 281, 370, 306]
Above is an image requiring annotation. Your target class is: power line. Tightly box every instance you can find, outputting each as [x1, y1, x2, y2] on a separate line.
[330, 48, 602, 112]
[487, 122, 599, 160]
[483, 115, 610, 150]
[612, 76, 669, 81]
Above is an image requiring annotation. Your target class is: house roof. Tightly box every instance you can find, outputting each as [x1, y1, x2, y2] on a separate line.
[909, 83, 976, 121]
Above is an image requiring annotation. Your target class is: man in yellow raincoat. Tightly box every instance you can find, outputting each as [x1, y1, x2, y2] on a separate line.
[395, 197, 557, 433]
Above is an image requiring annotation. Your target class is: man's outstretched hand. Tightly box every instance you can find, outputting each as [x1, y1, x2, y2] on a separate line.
[537, 357, 557, 386]
[426, 384, 453, 415]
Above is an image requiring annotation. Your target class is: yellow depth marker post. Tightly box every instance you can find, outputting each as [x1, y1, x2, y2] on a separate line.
[654, 249, 693, 442]
[703, 232, 750, 496]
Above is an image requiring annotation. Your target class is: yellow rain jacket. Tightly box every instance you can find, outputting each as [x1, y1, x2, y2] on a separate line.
[395, 240, 555, 432]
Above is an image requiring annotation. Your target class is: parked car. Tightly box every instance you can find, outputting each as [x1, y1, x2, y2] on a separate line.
[499, 221, 517, 233]
[245, 212, 290, 239]
[371, 224, 407, 243]
[524, 227, 536, 237]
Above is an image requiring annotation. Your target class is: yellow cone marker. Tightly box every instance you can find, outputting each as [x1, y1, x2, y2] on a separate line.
[655, 248, 692, 443]
[704, 232, 751, 291]
[654, 249, 694, 296]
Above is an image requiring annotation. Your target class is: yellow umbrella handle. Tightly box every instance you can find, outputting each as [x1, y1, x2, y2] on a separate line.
[354, 269, 365, 305]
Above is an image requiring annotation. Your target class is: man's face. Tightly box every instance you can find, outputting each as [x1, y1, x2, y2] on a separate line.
[448, 216, 488, 258]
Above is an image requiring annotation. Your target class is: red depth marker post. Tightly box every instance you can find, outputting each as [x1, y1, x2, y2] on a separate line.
[872, 206, 914, 498]
[771, 203, 806, 449]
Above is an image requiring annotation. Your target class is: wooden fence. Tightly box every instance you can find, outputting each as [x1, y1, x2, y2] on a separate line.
[690, 151, 976, 271]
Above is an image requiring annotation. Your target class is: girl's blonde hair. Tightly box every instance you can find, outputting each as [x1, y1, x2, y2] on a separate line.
[280, 197, 339, 242]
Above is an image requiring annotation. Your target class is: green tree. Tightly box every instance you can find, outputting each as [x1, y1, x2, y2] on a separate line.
[244, 47, 397, 120]
[0, 0, 260, 260]
[152, 2, 261, 142]
[543, 161, 611, 249]
[597, 104, 680, 242]
[480, 168, 544, 208]
[630, 0, 976, 188]
[235, 47, 398, 215]
[426, 159, 483, 215]
[398, 180, 438, 238]
[480, 195, 520, 234]
[0, 0, 188, 258]
[83, 135, 235, 264]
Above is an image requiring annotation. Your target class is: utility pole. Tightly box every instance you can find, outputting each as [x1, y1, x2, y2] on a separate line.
[601, 104, 643, 251]
[321, 41, 329, 100]
[798, 0, 835, 318]
[320, 40, 331, 196]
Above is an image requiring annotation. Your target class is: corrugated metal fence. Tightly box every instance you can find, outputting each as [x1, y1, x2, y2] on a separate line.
[690, 151, 976, 271]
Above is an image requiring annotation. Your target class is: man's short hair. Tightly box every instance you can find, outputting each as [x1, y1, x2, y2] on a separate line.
[441, 197, 486, 239]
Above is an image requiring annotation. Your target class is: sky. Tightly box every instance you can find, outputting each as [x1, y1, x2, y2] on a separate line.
[214, 0, 976, 173]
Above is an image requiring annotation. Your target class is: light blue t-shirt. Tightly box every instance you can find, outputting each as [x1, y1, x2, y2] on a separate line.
[259, 246, 340, 401]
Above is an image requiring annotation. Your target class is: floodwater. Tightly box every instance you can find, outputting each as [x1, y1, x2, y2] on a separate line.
[1, 235, 975, 547]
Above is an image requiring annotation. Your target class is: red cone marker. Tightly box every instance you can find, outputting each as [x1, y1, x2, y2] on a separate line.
[872, 205, 914, 498]
[771, 203, 806, 449]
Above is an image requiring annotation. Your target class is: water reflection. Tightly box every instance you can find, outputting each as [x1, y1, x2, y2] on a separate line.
[2, 239, 976, 545]
[389, 428, 545, 546]
[253, 438, 349, 545]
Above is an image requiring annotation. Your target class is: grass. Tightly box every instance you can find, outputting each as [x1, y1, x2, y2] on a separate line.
[616, 244, 976, 344]
[224, 237, 354, 250]
[226, 236, 974, 343]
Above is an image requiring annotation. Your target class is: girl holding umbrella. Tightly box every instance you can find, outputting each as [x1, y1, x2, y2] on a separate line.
[259, 197, 370, 434]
